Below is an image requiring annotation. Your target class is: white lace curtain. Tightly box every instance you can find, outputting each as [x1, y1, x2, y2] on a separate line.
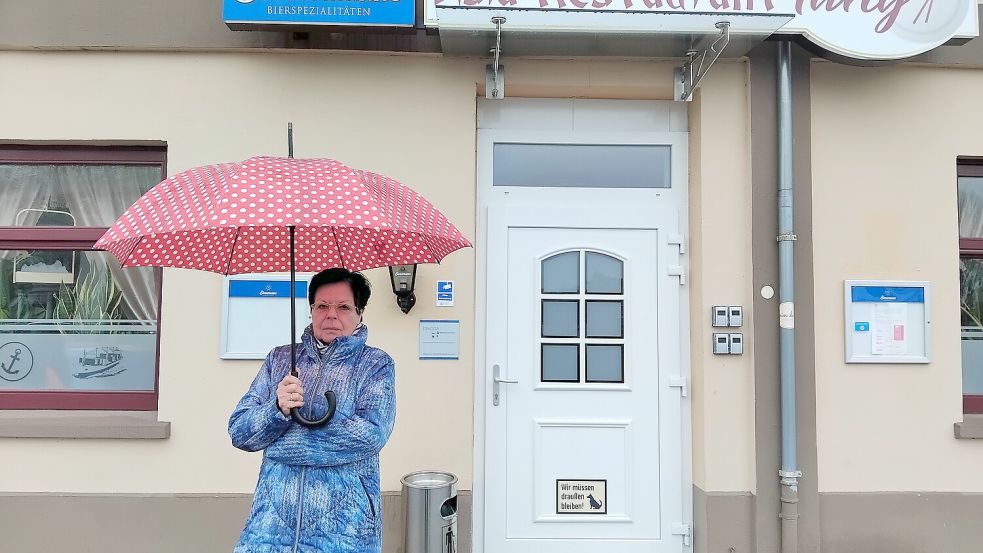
[0, 164, 160, 321]
[959, 178, 983, 238]
[0, 165, 49, 232]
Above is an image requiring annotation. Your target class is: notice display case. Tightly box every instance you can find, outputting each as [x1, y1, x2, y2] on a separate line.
[844, 280, 930, 364]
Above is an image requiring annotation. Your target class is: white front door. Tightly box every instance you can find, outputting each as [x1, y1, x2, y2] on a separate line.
[484, 204, 686, 553]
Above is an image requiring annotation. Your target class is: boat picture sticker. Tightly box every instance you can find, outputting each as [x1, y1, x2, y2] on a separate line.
[75, 346, 127, 379]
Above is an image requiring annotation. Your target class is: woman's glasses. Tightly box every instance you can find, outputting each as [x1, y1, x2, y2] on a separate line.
[311, 302, 357, 315]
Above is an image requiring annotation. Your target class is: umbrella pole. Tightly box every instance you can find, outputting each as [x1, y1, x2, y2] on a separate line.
[290, 225, 297, 378]
[288, 123, 295, 378]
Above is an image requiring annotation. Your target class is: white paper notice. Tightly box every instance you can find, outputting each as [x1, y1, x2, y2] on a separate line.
[871, 303, 908, 355]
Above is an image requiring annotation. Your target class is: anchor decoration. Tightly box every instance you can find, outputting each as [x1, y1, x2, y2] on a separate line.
[0, 342, 33, 382]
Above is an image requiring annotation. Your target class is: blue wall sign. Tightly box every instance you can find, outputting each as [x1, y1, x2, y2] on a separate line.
[223, 0, 415, 28]
[850, 286, 924, 304]
[436, 280, 454, 306]
[229, 280, 307, 298]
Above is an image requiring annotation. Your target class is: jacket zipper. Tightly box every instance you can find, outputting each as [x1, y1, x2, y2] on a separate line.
[292, 467, 306, 553]
[292, 342, 333, 552]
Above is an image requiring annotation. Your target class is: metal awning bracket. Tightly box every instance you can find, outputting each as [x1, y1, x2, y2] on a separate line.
[485, 16, 506, 99]
[674, 21, 731, 102]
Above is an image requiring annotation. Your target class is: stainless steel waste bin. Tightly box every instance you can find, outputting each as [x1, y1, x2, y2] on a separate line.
[402, 470, 458, 553]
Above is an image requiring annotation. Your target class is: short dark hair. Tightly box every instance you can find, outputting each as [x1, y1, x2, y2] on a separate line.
[308, 268, 371, 314]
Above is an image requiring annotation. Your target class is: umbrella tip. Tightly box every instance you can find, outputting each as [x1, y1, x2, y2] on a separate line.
[287, 122, 294, 159]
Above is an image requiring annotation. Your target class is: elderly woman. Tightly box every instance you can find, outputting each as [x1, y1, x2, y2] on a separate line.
[228, 267, 396, 553]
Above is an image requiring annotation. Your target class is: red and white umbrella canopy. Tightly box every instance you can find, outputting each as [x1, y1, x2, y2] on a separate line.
[95, 156, 471, 273]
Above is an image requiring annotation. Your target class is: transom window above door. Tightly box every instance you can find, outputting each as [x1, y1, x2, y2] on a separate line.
[493, 143, 671, 189]
[540, 250, 626, 384]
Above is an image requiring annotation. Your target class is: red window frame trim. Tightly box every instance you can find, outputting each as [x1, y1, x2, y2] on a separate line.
[958, 159, 983, 178]
[0, 142, 166, 410]
[964, 395, 983, 414]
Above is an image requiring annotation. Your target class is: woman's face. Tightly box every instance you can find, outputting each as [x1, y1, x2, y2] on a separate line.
[310, 282, 360, 344]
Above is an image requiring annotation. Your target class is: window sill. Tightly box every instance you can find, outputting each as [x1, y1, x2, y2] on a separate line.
[954, 415, 983, 439]
[0, 410, 170, 439]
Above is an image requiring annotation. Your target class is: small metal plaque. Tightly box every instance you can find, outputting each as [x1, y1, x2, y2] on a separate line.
[419, 320, 460, 360]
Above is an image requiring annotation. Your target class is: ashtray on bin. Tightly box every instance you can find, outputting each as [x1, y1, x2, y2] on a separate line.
[401, 470, 458, 553]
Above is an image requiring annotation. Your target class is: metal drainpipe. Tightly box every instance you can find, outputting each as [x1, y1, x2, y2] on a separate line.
[777, 39, 801, 553]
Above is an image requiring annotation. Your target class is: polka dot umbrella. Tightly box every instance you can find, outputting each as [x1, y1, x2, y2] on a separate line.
[95, 155, 471, 426]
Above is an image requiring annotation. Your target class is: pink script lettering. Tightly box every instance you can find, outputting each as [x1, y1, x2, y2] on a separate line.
[795, 0, 912, 33]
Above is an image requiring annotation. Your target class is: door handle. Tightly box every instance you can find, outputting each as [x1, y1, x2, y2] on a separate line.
[492, 364, 517, 406]
[493, 364, 518, 384]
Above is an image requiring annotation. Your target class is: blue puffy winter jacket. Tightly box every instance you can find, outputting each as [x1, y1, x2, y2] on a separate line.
[229, 324, 396, 553]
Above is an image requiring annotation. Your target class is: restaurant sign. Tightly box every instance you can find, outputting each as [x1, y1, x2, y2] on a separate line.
[224, 0, 416, 28]
[431, 0, 980, 61]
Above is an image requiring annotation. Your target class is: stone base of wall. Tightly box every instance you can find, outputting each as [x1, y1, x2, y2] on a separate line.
[0, 491, 472, 553]
[5, 489, 982, 553]
[693, 487, 755, 553]
[692, 487, 983, 553]
[820, 492, 983, 553]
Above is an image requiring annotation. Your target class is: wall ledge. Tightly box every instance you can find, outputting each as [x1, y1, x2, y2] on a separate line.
[954, 415, 983, 439]
[0, 410, 170, 439]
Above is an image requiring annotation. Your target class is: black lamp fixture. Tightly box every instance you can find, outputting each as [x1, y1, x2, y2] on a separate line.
[389, 264, 417, 314]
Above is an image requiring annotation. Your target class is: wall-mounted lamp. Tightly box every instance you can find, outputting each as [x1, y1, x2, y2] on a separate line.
[389, 264, 417, 314]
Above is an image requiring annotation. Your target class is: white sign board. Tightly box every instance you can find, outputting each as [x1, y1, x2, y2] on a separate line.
[844, 280, 930, 364]
[419, 319, 460, 359]
[430, 0, 979, 61]
[221, 274, 312, 360]
[556, 479, 607, 515]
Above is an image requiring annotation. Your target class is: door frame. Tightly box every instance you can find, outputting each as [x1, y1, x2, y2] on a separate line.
[472, 98, 693, 553]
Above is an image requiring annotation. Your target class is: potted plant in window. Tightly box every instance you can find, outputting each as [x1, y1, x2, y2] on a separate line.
[0, 258, 11, 320]
[53, 262, 122, 325]
[961, 259, 983, 329]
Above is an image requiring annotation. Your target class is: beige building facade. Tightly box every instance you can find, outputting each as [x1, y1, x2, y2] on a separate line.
[1, 2, 982, 552]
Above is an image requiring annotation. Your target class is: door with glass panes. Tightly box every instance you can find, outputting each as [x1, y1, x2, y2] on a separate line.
[484, 204, 685, 553]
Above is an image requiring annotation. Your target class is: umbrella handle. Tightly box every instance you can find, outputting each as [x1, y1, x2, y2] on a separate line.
[290, 390, 337, 428]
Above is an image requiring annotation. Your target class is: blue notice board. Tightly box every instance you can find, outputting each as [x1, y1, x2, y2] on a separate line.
[221, 275, 312, 359]
[843, 280, 930, 364]
[223, 0, 415, 28]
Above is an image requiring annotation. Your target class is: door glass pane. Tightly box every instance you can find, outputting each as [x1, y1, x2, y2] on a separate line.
[543, 300, 579, 338]
[0, 249, 158, 393]
[0, 164, 160, 226]
[542, 344, 579, 382]
[586, 252, 623, 294]
[542, 252, 580, 294]
[493, 143, 671, 188]
[586, 301, 623, 338]
[586, 345, 624, 383]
